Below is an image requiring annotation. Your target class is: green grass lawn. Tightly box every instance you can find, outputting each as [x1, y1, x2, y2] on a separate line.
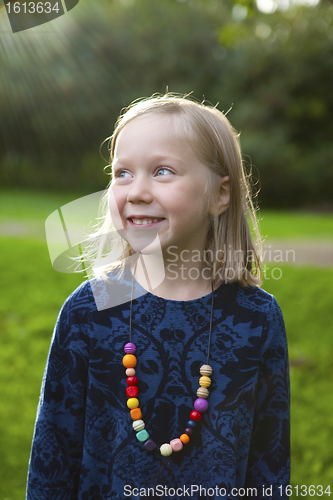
[0, 237, 83, 500]
[1, 190, 333, 499]
[258, 210, 333, 241]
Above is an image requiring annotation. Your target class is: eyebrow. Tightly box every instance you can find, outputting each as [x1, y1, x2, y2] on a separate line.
[114, 153, 186, 166]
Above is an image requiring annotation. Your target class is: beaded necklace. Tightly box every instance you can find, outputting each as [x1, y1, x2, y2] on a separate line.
[122, 265, 215, 457]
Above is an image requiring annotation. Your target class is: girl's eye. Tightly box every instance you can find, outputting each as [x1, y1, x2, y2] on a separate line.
[156, 167, 173, 176]
[113, 170, 132, 179]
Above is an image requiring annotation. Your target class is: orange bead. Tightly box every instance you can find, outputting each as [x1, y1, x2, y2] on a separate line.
[180, 433, 190, 444]
[123, 354, 137, 368]
[130, 408, 142, 420]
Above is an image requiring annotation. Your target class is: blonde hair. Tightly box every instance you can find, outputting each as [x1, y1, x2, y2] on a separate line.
[83, 93, 262, 287]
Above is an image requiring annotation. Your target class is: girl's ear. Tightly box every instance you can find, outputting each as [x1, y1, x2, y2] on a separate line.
[209, 175, 230, 216]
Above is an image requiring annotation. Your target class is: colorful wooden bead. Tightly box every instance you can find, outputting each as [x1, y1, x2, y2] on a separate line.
[200, 364, 213, 376]
[187, 420, 196, 429]
[143, 439, 157, 451]
[180, 434, 190, 444]
[170, 438, 183, 452]
[127, 397, 139, 409]
[130, 408, 142, 420]
[136, 429, 149, 442]
[127, 376, 138, 386]
[184, 427, 193, 435]
[160, 443, 173, 456]
[123, 354, 137, 368]
[190, 410, 202, 421]
[125, 368, 136, 376]
[124, 342, 136, 354]
[194, 398, 209, 413]
[126, 386, 139, 398]
[197, 387, 209, 399]
[132, 419, 145, 432]
[199, 375, 211, 388]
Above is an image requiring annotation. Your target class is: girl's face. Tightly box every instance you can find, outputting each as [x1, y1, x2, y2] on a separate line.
[109, 113, 215, 257]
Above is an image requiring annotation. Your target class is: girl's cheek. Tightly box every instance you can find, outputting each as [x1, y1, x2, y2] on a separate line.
[108, 187, 124, 232]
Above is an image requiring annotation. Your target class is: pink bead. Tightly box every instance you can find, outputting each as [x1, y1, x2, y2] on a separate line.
[124, 342, 136, 354]
[126, 368, 136, 376]
[170, 438, 183, 452]
[194, 398, 209, 413]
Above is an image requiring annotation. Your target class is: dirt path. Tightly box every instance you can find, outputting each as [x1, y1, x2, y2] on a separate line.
[262, 240, 333, 267]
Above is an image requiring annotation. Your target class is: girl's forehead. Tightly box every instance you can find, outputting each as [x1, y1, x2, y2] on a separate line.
[113, 113, 206, 171]
[115, 113, 189, 152]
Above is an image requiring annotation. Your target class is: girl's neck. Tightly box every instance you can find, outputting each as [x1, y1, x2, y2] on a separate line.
[132, 251, 219, 301]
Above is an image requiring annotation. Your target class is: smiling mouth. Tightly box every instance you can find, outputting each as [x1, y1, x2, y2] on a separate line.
[128, 217, 165, 226]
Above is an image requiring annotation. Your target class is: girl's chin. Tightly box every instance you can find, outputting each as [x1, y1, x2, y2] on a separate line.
[127, 234, 164, 256]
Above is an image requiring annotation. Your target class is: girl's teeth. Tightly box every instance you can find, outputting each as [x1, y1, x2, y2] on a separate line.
[131, 218, 161, 225]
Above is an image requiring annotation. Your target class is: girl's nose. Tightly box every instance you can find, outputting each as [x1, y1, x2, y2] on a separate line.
[127, 176, 153, 204]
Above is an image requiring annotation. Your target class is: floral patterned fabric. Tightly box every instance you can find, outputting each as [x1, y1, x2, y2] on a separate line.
[26, 273, 290, 500]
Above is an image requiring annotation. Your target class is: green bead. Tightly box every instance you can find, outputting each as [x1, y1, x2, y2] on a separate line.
[136, 429, 149, 442]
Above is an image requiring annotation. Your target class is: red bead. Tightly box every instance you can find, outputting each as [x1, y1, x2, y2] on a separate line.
[126, 386, 139, 398]
[190, 410, 202, 421]
[127, 376, 138, 386]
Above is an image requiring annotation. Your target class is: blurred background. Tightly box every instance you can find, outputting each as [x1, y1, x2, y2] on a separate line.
[0, 0, 332, 498]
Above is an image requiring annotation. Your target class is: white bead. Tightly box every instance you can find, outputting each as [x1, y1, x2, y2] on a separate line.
[160, 443, 173, 456]
[197, 387, 209, 398]
[200, 364, 213, 376]
[132, 419, 145, 432]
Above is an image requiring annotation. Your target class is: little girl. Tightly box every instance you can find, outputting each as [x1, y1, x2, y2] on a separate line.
[26, 94, 290, 500]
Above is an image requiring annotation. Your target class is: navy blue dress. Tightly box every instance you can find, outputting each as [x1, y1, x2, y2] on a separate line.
[26, 271, 290, 500]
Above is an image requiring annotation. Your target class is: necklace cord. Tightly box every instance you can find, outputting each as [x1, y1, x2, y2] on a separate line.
[129, 259, 138, 343]
[126, 259, 215, 455]
[129, 257, 214, 364]
[206, 279, 214, 365]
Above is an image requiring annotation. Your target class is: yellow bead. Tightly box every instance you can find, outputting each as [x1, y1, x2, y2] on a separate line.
[123, 354, 137, 368]
[180, 433, 190, 444]
[197, 387, 209, 398]
[199, 376, 211, 388]
[200, 364, 213, 376]
[127, 397, 139, 409]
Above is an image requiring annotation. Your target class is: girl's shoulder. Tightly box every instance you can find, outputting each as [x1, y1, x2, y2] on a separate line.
[60, 267, 143, 315]
[237, 284, 281, 311]
[57, 279, 96, 323]
[216, 282, 284, 326]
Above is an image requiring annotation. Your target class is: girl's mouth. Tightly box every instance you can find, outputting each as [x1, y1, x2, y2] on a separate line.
[128, 217, 165, 227]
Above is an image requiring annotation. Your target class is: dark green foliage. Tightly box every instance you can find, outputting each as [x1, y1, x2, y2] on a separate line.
[1, 0, 333, 207]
